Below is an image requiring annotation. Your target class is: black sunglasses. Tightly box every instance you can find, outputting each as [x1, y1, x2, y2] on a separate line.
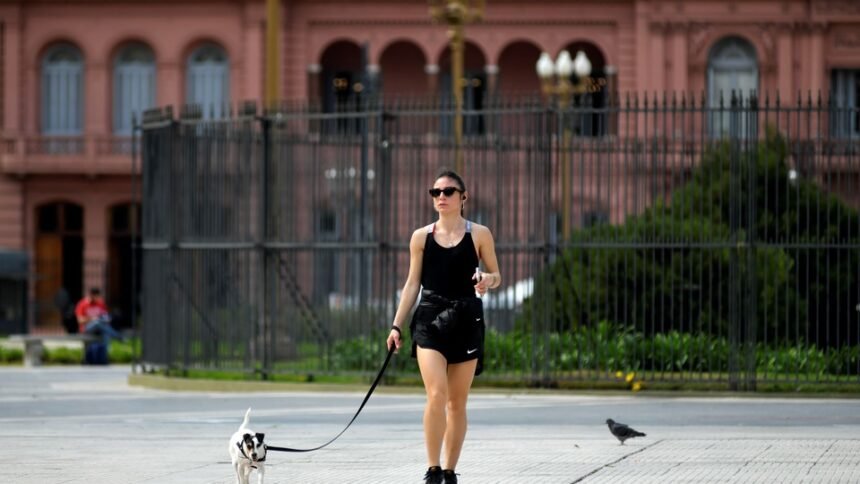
[429, 187, 463, 198]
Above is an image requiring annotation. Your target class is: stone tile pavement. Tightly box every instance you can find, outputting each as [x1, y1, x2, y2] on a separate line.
[1, 366, 858, 483]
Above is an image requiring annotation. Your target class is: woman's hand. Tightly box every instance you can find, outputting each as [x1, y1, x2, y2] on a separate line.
[386, 326, 403, 353]
[473, 271, 494, 296]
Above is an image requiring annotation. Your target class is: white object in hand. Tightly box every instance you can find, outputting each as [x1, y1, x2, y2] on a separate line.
[474, 267, 482, 297]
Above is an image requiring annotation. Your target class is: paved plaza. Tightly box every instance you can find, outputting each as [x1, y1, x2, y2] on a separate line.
[0, 366, 859, 483]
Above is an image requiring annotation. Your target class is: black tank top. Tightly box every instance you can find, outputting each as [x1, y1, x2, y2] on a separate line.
[421, 220, 480, 299]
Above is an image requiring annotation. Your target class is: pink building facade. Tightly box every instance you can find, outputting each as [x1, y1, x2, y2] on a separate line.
[1, 0, 859, 331]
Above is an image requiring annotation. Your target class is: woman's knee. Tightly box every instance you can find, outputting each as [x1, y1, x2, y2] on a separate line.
[425, 387, 448, 409]
[446, 394, 469, 414]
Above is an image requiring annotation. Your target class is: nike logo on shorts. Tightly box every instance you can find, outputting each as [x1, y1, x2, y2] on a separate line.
[467, 348, 478, 354]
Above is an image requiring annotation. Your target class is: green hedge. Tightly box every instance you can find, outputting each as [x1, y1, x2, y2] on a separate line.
[0, 340, 136, 365]
[303, 325, 860, 379]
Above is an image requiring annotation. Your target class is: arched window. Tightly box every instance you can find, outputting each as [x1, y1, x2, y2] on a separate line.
[831, 70, 859, 138]
[113, 43, 156, 135]
[319, 40, 364, 133]
[707, 37, 758, 138]
[186, 43, 229, 119]
[41, 43, 84, 135]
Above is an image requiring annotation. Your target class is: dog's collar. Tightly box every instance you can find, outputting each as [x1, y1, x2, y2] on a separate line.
[236, 442, 266, 467]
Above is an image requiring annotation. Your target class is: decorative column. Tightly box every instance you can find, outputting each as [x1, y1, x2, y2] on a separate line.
[809, 22, 825, 96]
[604, 65, 618, 134]
[777, 24, 793, 100]
[158, 59, 182, 109]
[83, 200, 108, 300]
[425, 63, 439, 96]
[306, 63, 321, 107]
[243, 3, 265, 104]
[484, 64, 498, 100]
[669, 23, 688, 93]
[649, 22, 667, 97]
[366, 63, 380, 99]
[2, 18, 21, 134]
[84, 61, 107, 164]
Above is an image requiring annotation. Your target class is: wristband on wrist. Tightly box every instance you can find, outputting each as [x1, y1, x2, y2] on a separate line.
[390, 325, 402, 335]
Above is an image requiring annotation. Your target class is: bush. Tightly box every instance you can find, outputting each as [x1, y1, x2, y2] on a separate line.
[520, 127, 860, 348]
[0, 346, 23, 363]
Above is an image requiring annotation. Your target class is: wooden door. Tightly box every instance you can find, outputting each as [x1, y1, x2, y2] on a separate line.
[35, 234, 63, 328]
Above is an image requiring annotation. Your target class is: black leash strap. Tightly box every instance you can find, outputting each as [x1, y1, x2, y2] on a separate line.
[266, 345, 396, 453]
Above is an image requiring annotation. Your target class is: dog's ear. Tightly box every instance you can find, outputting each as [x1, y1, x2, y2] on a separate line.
[255, 432, 265, 443]
[243, 433, 254, 444]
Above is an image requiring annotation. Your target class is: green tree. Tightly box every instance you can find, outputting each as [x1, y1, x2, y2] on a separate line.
[521, 128, 860, 347]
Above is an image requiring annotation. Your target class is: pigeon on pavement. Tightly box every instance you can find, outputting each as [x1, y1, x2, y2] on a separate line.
[605, 418, 646, 445]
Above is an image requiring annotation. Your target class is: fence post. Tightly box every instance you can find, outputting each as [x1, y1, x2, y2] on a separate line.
[131, 113, 140, 370]
[260, 111, 271, 379]
[744, 93, 759, 391]
[727, 91, 741, 391]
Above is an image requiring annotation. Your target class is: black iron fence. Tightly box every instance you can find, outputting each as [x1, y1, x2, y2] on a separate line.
[138, 93, 860, 389]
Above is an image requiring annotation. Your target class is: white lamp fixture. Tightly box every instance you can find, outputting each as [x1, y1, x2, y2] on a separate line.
[555, 50, 574, 78]
[536, 52, 554, 80]
[573, 50, 592, 79]
[535, 49, 594, 98]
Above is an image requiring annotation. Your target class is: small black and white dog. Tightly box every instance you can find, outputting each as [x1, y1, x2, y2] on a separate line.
[228, 408, 267, 484]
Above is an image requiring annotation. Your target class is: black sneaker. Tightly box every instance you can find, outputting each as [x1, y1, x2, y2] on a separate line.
[423, 466, 443, 484]
[443, 469, 459, 484]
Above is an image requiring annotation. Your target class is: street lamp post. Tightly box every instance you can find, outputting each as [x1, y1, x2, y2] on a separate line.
[429, 0, 485, 174]
[265, 0, 281, 109]
[536, 50, 592, 240]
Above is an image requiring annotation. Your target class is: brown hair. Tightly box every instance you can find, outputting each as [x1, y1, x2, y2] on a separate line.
[436, 169, 466, 192]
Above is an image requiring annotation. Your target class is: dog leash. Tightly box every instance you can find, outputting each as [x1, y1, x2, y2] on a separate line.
[266, 345, 396, 453]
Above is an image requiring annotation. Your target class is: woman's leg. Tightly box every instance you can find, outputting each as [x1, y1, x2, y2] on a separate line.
[416, 347, 449, 468]
[443, 358, 477, 470]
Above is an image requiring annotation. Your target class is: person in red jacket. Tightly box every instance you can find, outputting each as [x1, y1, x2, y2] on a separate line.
[75, 288, 122, 342]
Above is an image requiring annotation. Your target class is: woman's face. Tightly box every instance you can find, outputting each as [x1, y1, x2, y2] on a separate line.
[431, 176, 465, 215]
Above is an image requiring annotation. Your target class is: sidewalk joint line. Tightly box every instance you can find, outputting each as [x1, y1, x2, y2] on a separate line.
[569, 439, 664, 483]
[806, 439, 837, 476]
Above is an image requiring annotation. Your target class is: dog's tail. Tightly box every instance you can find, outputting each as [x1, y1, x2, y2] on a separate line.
[241, 407, 251, 429]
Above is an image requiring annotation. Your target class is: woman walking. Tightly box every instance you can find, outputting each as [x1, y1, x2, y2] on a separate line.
[386, 169, 501, 484]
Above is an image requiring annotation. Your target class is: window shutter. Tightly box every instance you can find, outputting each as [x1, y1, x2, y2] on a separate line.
[113, 45, 156, 135]
[41, 45, 84, 136]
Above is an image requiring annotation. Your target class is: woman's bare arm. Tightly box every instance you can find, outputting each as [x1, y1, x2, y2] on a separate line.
[387, 227, 427, 350]
[472, 224, 501, 295]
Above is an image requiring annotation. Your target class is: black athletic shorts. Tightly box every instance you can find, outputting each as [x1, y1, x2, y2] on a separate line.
[410, 292, 485, 375]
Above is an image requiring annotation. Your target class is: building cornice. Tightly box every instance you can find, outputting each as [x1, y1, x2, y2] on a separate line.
[308, 18, 617, 27]
[813, 0, 860, 15]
